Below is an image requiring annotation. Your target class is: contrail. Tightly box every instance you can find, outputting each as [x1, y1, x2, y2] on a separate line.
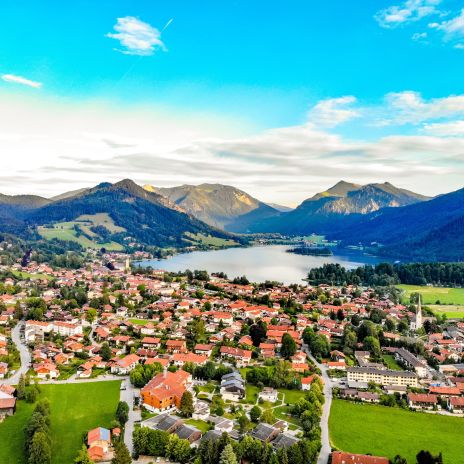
[162, 18, 174, 32]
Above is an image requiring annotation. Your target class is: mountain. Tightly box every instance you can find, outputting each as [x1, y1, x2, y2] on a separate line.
[145, 183, 280, 232]
[0, 194, 51, 209]
[50, 187, 89, 202]
[335, 187, 464, 261]
[266, 203, 294, 213]
[0, 180, 238, 248]
[246, 181, 430, 235]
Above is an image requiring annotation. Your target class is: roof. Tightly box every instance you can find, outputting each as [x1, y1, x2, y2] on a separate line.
[272, 433, 299, 449]
[87, 427, 110, 445]
[331, 451, 389, 464]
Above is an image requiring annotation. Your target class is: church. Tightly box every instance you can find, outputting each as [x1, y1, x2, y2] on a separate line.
[410, 295, 423, 331]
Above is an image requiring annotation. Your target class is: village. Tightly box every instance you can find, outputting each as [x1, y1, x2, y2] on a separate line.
[0, 253, 463, 464]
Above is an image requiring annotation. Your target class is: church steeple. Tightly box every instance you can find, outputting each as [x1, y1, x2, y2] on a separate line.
[416, 294, 423, 330]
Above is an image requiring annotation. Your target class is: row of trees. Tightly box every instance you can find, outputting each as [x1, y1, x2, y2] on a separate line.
[307, 262, 464, 287]
[25, 399, 52, 464]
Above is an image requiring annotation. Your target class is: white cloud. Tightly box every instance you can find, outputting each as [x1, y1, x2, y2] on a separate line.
[381, 91, 464, 125]
[455, 43, 464, 49]
[307, 96, 360, 127]
[423, 120, 464, 136]
[1, 74, 42, 89]
[412, 31, 428, 41]
[375, 0, 442, 28]
[106, 16, 166, 56]
[0, 92, 463, 205]
[430, 8, 464, 40]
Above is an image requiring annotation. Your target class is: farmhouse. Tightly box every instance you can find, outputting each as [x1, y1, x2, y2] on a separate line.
[331, 451, 389, 464]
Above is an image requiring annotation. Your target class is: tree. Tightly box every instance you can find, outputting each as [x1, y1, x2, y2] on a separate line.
[179, 391, 194, 417]
[100, 342, 112, 362]
[391, 456, 408, 464]
[112, 441, 132, 464]
[280, 333, 297, 359]
[237, 414, 251, 434]
[219, 444, 238, 464]
[249, 405, 261, 422]
[261, 409, 276, 424]
[28, 431, 51, 464]
[416, 451, 443, 464]
[250, 321, 267, 347]
[363, 336, 381, 358]
[116, 401, 129, 425]
[86, 308, 97, 324]
[74, 444, 94, 464]
[17, 374, 26, 400]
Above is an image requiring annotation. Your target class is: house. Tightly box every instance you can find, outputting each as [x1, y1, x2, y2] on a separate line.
[110, 354, 140, 375]
[448, 397, 464, 413]
[87, 427, 111, 462]
[172, 353, 209, 367]
[347, 367, 418, 387]
[331, 451, 389, 464]
[220, 346, 252, 367]
[142, 414, 183, 433]
[166, 340, 187, 354]
[0, 362, 8, 379]
[174, 424, 202, 443]
[0, 390, 16, 418]
[141, 370, 192, 413]
[408, 393, 438, 410]
[251, 423, 280, 443]
[272, 433, 299, 449]
[258, 387, 279, 403]
[34, 362, 59, 379]
[301, 375, 315, 391]
[220, 372, 245, 401]
[194, 344, 214, 357]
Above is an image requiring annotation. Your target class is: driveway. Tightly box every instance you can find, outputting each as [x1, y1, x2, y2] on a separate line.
[4, 321, 31, 386]
[304, 344, 332, 464]
[120, 378, 141, 455]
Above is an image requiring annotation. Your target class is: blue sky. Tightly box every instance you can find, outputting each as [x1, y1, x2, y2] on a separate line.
[1, 0, 464, 204]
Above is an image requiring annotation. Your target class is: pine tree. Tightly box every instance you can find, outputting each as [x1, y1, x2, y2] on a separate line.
[179, 391, 194, 417]
[111, 441, 132, 464]
[74, 444, 94, 464]
[219, 444, 238, 464]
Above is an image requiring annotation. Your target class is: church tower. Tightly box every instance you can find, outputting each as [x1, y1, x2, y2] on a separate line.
[416, 294, 423, 330]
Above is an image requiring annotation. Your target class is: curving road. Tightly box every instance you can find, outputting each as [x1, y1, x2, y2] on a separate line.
[4, 321, 31, 386]
[304, 344, 332, 464]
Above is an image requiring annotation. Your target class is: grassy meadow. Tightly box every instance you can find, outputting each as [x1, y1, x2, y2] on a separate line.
[0, 381, 120, 464]
[329, 400, 464, 463]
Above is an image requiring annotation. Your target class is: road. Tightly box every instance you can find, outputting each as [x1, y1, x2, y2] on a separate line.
[304, 344, 332, 464]
[4, 321, 31, 386]
[119, 378, 141, 455]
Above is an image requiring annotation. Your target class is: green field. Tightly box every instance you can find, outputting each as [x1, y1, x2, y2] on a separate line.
[38, 213, 124, 251]
[398, 284, 464, 305]
[12, 271, 52, 281]
[428, 305, 464, 319]
[184, 232, 239, 248]
[330, 400, 464, 463]
[382, 354, 404, 371]
[0, 381, 120, 464]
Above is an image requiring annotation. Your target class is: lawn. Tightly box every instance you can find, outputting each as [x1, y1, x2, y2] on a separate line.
[244, 384, 260, 403]
[12, 270, 52, 281]
[128, 318, 155, 325]
[329, 400, 464, 463]
[279, 388, 306, 405]
[185, 419, 212, 433]
[398, 284, 464, 305]
[0, 381, 121, 464]
[428, 305, 464, 320]
[382, 354, 404, 371]
[0, 399, 35, 464]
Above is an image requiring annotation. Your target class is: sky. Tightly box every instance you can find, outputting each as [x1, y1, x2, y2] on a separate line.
[1, 0, 464, 206]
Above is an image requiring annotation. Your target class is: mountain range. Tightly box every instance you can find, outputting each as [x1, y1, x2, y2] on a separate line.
[0, 179, 462, 261]
[143, 183, 281, 232]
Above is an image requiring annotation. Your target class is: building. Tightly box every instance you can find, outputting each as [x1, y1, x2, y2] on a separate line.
[219, 346, 252, 367]
[347, 367, 418, 387]
[394, 348, 428, 378]
[251, 423, 280, 443]
[141, 370, 192, 413]
[258, 387, 279, 403]
[410, 296, 423, 331]
[331, 451, 389, 464]
[110, 354, 140, 375]
[0, 390, 16, 418]
[87, 427, 111, 462]
[220, 372, 245, 401]
[407, 393, 438, 410]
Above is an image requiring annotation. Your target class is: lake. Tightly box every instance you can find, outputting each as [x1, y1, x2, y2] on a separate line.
[137, 245, 380, 285]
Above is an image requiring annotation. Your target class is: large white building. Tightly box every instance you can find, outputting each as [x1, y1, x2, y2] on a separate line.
[347, 367, 418, 387]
